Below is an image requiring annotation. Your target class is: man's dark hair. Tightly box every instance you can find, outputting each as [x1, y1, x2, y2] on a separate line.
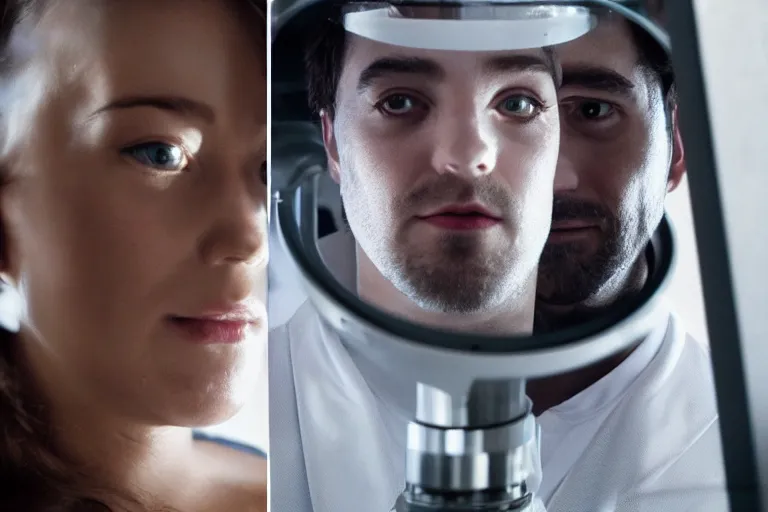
[628, 20, 677, 129]
[304, 11, 678, 123]
[305, 9, 346, 118]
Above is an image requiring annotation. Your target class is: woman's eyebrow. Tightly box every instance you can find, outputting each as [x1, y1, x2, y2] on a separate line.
[87, 95, 216, 124]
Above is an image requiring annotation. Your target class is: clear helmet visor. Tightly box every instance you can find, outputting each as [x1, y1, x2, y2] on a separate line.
[342, 3, 597, 51]
[272, 0, 673, 385]
[272, 1, 682, 509]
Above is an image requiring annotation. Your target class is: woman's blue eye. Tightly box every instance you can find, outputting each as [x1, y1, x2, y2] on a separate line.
[123, 142, 186, 171]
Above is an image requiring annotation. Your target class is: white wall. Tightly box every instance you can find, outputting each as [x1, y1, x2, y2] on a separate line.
[664, 175, 709, 345]
[689, 0, 768, 493]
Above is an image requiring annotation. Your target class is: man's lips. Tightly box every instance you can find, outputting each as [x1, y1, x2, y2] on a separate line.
[422, 204, 502, 219]
[548, 220, 601, 241]
[417, 204, 502, 230]
[550, 220, 599, 231]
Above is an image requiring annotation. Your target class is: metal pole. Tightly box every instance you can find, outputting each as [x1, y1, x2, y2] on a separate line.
[666, 0, 768, 509]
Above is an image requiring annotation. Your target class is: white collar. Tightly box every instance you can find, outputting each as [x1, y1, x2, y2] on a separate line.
[538, 309, 670, 422]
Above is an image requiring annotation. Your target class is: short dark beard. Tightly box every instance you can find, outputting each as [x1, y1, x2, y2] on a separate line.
[534, 193, 655, 333]
[534, 246, 650, 333]
[388, 233, 510, 314]
[537, 236, 623, 305]
[536, 196, 624, 306]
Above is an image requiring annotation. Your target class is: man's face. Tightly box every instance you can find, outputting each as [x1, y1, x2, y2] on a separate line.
[536, 19, 685, 309]
[323, 35, 561, 314]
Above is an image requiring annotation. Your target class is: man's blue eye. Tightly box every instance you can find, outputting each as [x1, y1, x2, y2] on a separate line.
[382, 95, 414, 114]
[122, 142, 186, 171]
[497, 95, 541, 118]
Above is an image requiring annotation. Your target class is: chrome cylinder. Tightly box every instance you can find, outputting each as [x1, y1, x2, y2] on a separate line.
[405, 408, 538, 492]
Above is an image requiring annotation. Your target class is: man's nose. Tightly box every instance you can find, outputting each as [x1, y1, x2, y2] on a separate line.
[554, 153, 579, 193]
[431, 109, 497, 178]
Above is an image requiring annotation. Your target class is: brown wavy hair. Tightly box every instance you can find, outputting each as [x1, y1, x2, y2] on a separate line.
[0, 0, 266, 510]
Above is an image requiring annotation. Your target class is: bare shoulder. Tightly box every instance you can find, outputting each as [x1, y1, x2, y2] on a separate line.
[194, 437, 268, 512]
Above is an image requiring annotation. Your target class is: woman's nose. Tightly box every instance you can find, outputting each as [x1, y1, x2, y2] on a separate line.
[199, 171, 268, 268]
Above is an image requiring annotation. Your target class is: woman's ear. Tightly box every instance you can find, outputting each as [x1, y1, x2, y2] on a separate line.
[0, 161, 19, 286]
[0, 221, 12, 283]
[0, 205, 16, 286]
[0, 195, 21, 333]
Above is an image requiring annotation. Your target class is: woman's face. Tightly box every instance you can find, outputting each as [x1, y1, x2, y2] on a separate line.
[0, 0, 267, 426]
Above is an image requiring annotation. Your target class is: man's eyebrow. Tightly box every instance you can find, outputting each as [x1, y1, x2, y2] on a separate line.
[87, 95, 216, 123]
[560, 66, 636, 97]
[483, 53, 561, 86]
[356, 53, 561, 93]
[357, 56, 444, 92]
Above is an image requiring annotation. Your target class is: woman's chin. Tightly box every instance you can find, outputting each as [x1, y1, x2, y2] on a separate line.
[135, 372, 255, 428]
[155, 394, 246, 428]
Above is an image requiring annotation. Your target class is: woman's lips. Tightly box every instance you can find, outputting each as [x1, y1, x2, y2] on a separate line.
[167, 317, 251, 344]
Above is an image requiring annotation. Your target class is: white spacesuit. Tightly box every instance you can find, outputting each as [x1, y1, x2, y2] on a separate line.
[268, 1, 733, 511]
